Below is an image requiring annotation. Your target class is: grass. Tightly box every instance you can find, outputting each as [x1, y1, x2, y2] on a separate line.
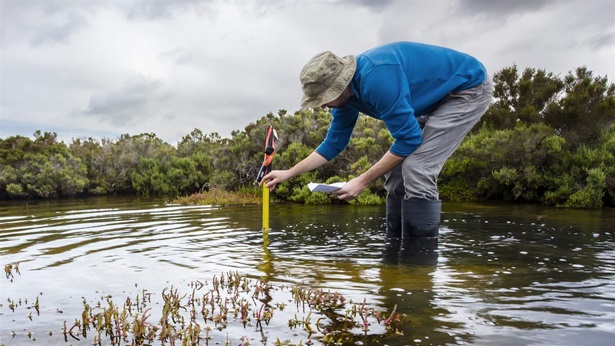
[174, 188, 262, 206]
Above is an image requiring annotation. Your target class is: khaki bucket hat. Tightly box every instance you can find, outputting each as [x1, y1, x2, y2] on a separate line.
[300, 51, 356, 109]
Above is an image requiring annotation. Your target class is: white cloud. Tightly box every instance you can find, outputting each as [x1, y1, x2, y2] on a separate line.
[1, 0, 614, 144]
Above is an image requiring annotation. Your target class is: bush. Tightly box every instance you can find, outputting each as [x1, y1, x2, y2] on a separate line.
[561, 168, 606, 208]
[5, 183, 25, 198]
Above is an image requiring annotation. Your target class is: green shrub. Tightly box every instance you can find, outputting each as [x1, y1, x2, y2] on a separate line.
[563, 168, 606, 208]
[5, 183, 25, 198]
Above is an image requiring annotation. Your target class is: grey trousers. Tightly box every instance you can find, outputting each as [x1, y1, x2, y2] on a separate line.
[385, 79, 494, 200]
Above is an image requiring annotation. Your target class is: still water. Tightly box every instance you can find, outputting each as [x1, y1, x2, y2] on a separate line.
[0, 197, 614, 345]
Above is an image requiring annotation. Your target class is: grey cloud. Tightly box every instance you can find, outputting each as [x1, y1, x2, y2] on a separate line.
[1, 0, 212, 46]
[160, 48, 195, 66]
[456, 0, 550, 16]
[1, 0, 104, 46]
[344, 0, 396, 11]
[83, 77, 163, 126]
[116, 0, 212, 20]
[584, 31, 615, 51]
[31, 10, 88, 45]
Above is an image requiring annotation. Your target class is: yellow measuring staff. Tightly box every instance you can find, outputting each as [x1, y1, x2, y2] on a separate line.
[255, 125, 277, 232]
[262, 184, 270, 231]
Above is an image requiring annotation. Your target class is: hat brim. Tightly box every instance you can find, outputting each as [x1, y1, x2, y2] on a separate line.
[301, 55, 356, 109]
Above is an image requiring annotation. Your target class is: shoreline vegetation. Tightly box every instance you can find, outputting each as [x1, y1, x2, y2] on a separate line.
[174, 188, 263, 206]
[1, 65, 614, 208]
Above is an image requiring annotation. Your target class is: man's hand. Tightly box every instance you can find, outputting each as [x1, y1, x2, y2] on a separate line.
[333, 150, 405, 200]
[331, 176, 368, 200]
[260, 170, 293, 191]
[259, 151, 329, 191]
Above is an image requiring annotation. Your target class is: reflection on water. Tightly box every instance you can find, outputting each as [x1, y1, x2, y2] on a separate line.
[0, 197, 614, 345]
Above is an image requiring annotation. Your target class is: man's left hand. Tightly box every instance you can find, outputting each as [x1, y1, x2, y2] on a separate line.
[331, 176, 368, 201]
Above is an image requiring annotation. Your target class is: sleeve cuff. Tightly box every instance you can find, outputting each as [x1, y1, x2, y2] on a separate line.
[389, 140, 421, 157]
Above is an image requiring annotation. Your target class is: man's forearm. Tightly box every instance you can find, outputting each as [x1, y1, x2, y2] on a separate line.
[288, 151, 329, 178]
[358, 150, 405, 184]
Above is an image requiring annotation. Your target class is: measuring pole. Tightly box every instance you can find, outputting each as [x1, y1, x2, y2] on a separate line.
[262, 184, 270, 231]
[256, 126, 277, 232]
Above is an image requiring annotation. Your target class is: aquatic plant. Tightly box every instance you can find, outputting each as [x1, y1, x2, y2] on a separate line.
[4, 262, 20, 282]
[58, 271, 404, 345]
[2, 262, 404, 345]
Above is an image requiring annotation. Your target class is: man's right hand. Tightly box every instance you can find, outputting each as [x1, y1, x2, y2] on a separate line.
[260, 170, 293, 191]
[260, 151, 329, 191]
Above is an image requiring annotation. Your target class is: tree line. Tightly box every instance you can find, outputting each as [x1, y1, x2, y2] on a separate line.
[1, 65, 613, 207]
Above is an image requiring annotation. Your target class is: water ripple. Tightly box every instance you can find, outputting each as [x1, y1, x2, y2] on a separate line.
[1, 199, 614, 346]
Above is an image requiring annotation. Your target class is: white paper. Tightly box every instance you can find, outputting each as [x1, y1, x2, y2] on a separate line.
[307, 182, 346, 193]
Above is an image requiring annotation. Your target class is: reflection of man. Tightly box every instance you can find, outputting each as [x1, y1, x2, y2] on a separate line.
[262, 42, 493, 241]
[383, 237, 439, 267]
[379, 237, 458, 344]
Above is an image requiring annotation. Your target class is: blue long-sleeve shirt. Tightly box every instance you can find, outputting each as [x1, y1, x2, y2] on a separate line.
[315, 42, 487, 160]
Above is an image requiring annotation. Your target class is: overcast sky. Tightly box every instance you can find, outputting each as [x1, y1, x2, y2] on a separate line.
[1, 0, 614, 144]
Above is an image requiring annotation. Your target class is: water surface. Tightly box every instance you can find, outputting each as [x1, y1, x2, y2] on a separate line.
[1, 197, 614, 345]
